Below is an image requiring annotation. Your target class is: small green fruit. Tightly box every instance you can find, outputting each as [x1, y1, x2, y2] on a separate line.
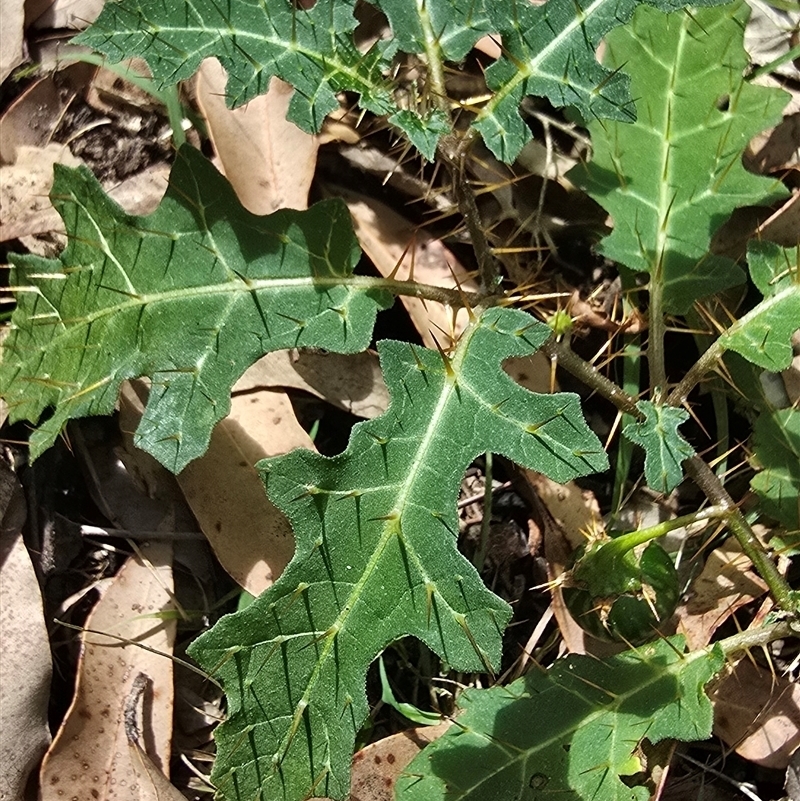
[562, 533, 679, 644]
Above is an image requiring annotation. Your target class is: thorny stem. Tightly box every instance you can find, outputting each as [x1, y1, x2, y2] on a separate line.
[542, 337, 641, 417]
[542, 335, 799, 614]
[717, 618, 800, 657]
[647, 281, 668, 399]
[685, 456, 798, 612]
[416, 5, 448, 111]
[349, 275, 483, 307]
[438, 137, 503, 297]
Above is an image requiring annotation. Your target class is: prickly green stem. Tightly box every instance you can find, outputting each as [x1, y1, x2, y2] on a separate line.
[548, 338, 799, 614]
[685, 456, 800, 614]
[600, 504, 729, 558]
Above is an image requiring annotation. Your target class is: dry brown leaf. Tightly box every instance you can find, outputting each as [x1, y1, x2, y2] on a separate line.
[713, 658, 800, 769]
[0, 63, 95, 164]
[504, 352, 553, 395]
[474, 33, 502, 59]
[745, 0, 800, 81]
[123, 674, 186, 801]
[234, 349, 389, 419]
[349, 724, 451, 801]
[85, 60, 164, 117]
[0, 0, 25, 84]
[514, 469, 618, 656]
[748, 114, 800, 174]
[0, 462, 51, 801]
[0, 143, 169, 242]
[0, 143, 83, 241]
[119, 380, 307, 595]
[177, 388, 312, 595]
[27, 0, 105, 29]
[519, 470, 599, 548]
[756, 189, 800, 247]
[195, 59, 318, 214]
[676, 541, 768, 650]
[341, 189, 477, 348]
[39, 541, 176, 801]
[128, 741, 186, 801]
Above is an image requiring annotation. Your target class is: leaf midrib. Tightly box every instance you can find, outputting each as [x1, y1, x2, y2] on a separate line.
[478, 0, 611, 125]
[446, 645, 711, 800]
[104, 21, 388, 99]
[720, 282, 800, 352]
[269, 320, 483, 774]
[10, 275, 371, 367]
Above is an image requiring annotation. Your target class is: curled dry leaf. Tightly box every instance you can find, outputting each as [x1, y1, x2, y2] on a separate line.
[126, 676, 186, 801]
[0, 462, 51, 801]
[234, 349, 389, 420]
[178, 389, 313, 595]
[0, 0, 24, 83]
[128, 741, 186, 801]
[195, 59, 319, 214]
[340, 188, 477, 348]
[39, 541, 176, 801]
[713, 657, 800, 769]
[676, 541, 768, 650]
[349, 724, 451, 801]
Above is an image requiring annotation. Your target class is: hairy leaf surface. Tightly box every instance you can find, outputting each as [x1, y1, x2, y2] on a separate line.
[397, 637, 724, 801]
[623, 401, 694, 494]
[0, 146, 391, 471]
[720, 242, 800, 371]
[77, 1, 391, 135]
[374, 0, 491, 62]
[751, 409, 800, 530]
[475, 0, 732, 162]
[568, 1, 788, 312]
[76, 0, 481, 160]
[187, 306, 608, 801]
[76, 0, 739, 164]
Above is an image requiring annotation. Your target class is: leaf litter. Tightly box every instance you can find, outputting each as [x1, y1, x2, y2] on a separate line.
[1, 3, 798, 800]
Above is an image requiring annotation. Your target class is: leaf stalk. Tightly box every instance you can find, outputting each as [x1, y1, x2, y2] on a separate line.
[543, 337, 798, 613]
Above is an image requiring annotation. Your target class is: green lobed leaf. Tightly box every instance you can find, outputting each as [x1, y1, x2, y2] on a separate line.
[474, 0, 734, 163]
[76, 0, 397, 137]
[719, 241, 800, 371]
[187, 306, 608, 801]
[397, 637, 725, 801]
[74, 0, 488, 161]
[374, 0, 491, 62]
[623, 400, 695, 494]
[568, 1, 788, 312]
[0, 146, 391, 472]
[751, 408, 800, 530]
[75, 0, 751, 166]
